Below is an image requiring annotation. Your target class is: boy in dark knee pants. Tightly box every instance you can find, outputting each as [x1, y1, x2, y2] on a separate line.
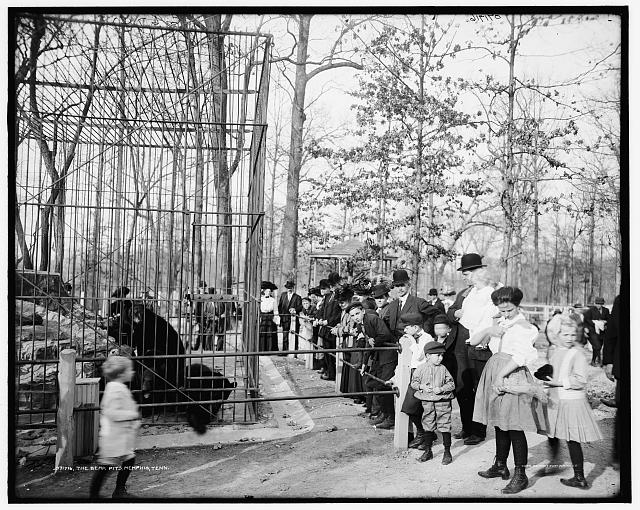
[386, 312, 434, 446]
[411, 341, 456, 465]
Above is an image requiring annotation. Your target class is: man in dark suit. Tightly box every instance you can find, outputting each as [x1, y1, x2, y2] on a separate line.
[372, 284, 391, 324]
[278, 280, 303, 354]
[603, 295, 621, 463]
[432, 313, 457, 386]
[348, 301, 397, 429]
[583, 296, 611, 367]
[387, 269, 440, 339]
[317, 273, 342, 380]
[446, 255, 484, 444]
[427, 288, 446, 314]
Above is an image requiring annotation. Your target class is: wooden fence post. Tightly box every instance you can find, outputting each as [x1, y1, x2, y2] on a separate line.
[55, 349, 76, 471]
[335, 340, 343, 393]
[393, 335, 414, 449]
[73, 377, 101, 457]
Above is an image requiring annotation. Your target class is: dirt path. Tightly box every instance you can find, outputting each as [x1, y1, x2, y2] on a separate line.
[14, 356, 621, 501]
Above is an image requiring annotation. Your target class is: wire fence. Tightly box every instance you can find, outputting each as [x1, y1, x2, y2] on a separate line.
[14, 14, 271, 428]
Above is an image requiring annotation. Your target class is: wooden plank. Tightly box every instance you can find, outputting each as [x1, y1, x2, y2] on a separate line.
[55, 349, 76, 470]
[73, 378, 101, 458]
[393, 335, 414, 449]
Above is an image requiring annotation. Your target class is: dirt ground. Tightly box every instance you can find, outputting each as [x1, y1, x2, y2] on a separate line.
[13, 352, 623, 502]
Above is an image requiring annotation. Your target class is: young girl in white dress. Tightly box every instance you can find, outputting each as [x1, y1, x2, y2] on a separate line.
[543, 313, 603, 489]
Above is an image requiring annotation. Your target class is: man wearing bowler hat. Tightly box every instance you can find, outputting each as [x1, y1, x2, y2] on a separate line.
[447, 253, 496, 445]
[583, 296, 610, 367]
[348, 302, 397, 429]
[372, 284, 391, 324]
[427, 288, 446, 314]
[316, 272, 342, 380]
[387, 269, 441, 339]
[278, 280, 303, 355]
[432, 313, 458, 390]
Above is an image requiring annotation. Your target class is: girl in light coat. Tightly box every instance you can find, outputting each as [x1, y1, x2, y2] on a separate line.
[90, 355, 140, 499]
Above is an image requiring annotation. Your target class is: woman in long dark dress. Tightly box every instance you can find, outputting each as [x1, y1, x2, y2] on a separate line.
[259, 282, 279, 352]
[335, 288, 365, 402]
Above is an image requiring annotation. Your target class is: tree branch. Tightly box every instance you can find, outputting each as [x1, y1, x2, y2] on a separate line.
[306, 60, 363, 81]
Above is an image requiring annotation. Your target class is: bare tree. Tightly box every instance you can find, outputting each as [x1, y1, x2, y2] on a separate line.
[275, 15, 366, 282]
[20, 15, 101, 274]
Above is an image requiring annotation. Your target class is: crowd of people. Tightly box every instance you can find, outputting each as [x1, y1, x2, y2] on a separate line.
[259, 252, 621, 494]
[92, 254, 618, 499]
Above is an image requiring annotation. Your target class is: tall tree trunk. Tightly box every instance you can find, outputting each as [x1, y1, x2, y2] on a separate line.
[266, 144, 278, 281]
[205, 16, 233, 293]
[85, 145, 104, 312]
[549, 222, 559, 303]
[15, 199, 33, 270]
[280, 15, 311, 282]
[182, 24, 205, 288]
[53, 172, 66, 275]
[533, 164, 540, 302]
[412, 15, 426, 290]
[499, 16, 518, 284]
[587, 191, 596, 303]
[114, 20, 126, 284]
[569, 228, 576, 304]
[377, 161, 387, 274]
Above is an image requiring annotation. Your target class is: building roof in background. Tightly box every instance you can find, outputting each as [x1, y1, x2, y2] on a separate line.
[309, 238, 397, 260]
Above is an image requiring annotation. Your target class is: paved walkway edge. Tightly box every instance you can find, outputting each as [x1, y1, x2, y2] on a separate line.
[136, 356, 315, 450]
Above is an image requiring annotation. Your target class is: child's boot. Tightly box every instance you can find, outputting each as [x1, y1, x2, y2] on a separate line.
[112, 486, 137, 499]
[418, 431, 436, 450]
[418, 432, 434, 462]
[408, 431, 425, 449]
[478, 457, 510, 480]
[501, 465, 529, 494]
[560, 465, 589, 489]
[442, 431, 452, 465]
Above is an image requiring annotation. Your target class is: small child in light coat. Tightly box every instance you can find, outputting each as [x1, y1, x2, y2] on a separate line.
[410, 341, 456, 464]
[90, 355, 140, 500]
[543, 313, 603, 489]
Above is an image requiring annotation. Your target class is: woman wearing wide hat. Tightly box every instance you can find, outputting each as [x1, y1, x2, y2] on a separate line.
[259, 281, 279, 351]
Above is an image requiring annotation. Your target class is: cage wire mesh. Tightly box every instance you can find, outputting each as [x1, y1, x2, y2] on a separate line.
[14, 14, 271, 428]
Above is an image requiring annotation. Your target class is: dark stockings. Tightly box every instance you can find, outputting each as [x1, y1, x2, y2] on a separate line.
[90, 458, 135, 498]
[495, 427, 528, 466]
[547, 436, 561, 460]
[568, 440, 584, 475]
[410, 414, 424, 433]
[495, 427, 511, 462]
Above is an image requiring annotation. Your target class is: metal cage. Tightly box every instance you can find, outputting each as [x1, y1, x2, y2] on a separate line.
[14, 14, 271, 428]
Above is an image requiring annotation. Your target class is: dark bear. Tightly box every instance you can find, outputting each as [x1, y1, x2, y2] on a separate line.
[185, 363, 237, 435]
[107, 286, 133, 347]
[130, 303, 186, 415]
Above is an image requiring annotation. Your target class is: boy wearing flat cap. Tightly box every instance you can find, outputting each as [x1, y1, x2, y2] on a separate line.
[411, 341, 456, 465]
[432, 314, 458, 389]
[386, 312, 434, 448]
